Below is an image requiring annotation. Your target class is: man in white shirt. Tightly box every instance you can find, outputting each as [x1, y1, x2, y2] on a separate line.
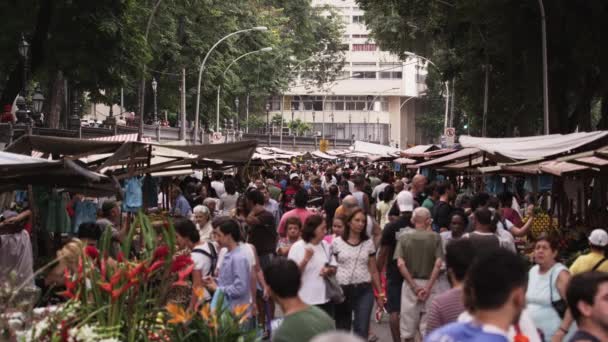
[210, 171, 225, 197]
[371, 172, 391, 202]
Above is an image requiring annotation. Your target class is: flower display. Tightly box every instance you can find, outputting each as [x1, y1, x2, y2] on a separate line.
[1, 213, 256, 342]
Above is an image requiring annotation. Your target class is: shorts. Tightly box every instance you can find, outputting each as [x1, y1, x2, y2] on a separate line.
[386, 277, 403, 313]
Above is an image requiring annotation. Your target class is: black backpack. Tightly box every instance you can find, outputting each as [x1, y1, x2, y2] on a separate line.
[192, 242, 218, 276]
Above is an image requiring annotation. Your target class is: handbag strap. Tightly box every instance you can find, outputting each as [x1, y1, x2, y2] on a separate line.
[592, 257, 607, 271]
[349, 243, 364, 285]
[549, 266, 562, 302]
[321, 242, 331, 263]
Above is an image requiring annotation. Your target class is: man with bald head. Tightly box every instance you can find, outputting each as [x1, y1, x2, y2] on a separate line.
[394, 207, 443, 341]
[334, 194, 358, 218]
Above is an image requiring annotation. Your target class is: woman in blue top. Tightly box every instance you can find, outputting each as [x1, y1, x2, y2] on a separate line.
[526, 236, 574, 342]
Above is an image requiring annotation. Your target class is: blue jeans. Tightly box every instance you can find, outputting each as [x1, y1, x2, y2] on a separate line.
[335, 283, 374, 338]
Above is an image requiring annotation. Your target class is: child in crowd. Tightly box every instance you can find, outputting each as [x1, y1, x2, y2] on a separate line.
[277, 217, 301, 256]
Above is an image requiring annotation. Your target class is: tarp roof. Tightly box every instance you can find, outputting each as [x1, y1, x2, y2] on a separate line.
[459, 131, 608, 160]
[310, 151, 338, 160]
[6, 135, 124, 157]
[0, 151, 117, 195]
[409, 148, 481, 168]
[402, 145, 439, 156]
[352, 141, 400, 156]
[393, 157, 417, 165]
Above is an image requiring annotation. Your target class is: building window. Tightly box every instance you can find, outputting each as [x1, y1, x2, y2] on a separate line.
[352, 62, 376, 67]
[352, 71, 377, 79]
[379, 71, 403, 79]
[352, 34, 369, 39]
[352, 44, 376, 52]
[342, 16, 351, 24]
[352, 15, 364, 24]
[416, 73, 427, 83]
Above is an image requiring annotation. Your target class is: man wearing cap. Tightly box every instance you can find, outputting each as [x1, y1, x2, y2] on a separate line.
[281, 173, 301, 212]
[570, 229, 608, 274]
[377, 191, 415, 342]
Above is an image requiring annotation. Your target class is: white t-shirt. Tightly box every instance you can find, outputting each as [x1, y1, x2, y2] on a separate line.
[288, 240, 336, 305]
[211, 181, 225, 197]
[496, 220, 516, 253]
[220, 192, 239, 212]
[332, 237, 375, 285]
[191, 242, 217, 277]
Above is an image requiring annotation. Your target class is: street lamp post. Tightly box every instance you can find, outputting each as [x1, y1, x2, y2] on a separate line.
[538, 0, 549, 135]
[18, 35, 31, 125]
[312, 111, 316, 149]
[32, 88, 44, 126]
[216, 47, 272, 132]
[194, 26, 268, 143]
[348, 113, 352, 141]
[235, 98, 240, 131]
[151, 77, 158, 124]
[266, 102, 271, 145]
[291, 103, 296, 146]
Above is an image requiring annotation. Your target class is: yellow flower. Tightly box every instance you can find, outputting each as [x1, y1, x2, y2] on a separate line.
[233, 303, 249, 317]
[193, 286, 205, 300]
[199, 303, 211, 321]
[165, 303, 192, 324]
[233, 303, 250, 325]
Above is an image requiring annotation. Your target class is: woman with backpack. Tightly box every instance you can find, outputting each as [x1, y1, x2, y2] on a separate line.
[174, 219, 218, 309]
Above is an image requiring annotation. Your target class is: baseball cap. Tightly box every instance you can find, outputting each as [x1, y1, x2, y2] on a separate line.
[589, 229, 608, 247]
[289, 173, 299, 180]
[396, 191, 414, 212]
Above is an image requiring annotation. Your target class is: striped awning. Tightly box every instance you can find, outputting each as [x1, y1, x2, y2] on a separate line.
[89, 133, 151, 143]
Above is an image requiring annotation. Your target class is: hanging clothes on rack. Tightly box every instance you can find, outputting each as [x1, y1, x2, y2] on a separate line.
[122, 176, 143, 213]
[72, 199, 99, 233]
[142, 175, 158, 209]
[46, 189, 71, 234]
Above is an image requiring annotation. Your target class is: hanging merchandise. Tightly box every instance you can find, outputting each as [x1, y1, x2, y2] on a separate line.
[142, 175, 159, 209]
[72, 199, 98, 233]
[46, 190, 71, 235]
[122, 176, 143, 213]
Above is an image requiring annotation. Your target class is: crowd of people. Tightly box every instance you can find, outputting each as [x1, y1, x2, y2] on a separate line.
[2, 160, 608, 342]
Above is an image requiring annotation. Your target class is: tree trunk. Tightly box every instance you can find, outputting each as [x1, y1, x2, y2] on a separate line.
[45, 70, 64, 128]
[598, 87, 608, 130]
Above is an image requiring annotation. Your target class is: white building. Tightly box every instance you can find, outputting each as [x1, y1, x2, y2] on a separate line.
[270, 0, 428, 148]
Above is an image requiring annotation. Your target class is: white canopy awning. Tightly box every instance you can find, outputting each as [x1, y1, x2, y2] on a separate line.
[459, 131, 608, 160]
[352, 141, 400, 156]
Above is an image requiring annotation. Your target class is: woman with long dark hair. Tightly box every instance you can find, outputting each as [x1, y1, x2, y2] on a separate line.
[332, 208, 383, 338]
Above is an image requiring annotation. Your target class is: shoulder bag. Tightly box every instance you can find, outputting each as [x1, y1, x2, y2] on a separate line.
[322, 242, 345, 304]
[592, 257, 607, 271]
[549, 267, 567, 318]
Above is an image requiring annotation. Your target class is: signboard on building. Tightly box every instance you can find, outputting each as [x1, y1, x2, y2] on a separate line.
[445, 127, 456, 147]
[319, 139, 329, 152]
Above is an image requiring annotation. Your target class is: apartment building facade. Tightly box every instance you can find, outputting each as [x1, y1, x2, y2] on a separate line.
[269, 0, 427, 148]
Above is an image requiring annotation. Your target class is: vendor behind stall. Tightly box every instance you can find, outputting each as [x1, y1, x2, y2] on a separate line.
[0, 210, 34, 287]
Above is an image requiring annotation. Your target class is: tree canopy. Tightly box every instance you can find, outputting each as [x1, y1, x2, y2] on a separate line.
[357, 0, 608, 137]
[0, 0, 344, 128]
